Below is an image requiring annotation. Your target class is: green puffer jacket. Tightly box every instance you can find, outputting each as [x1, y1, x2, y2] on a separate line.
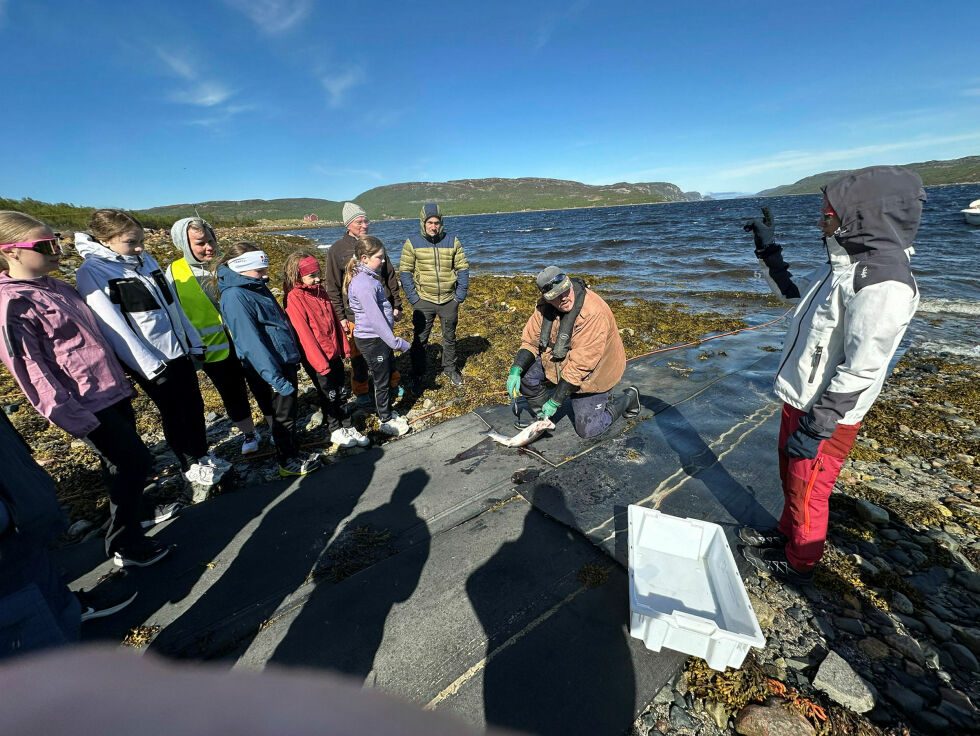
[399, 205, 470, 305]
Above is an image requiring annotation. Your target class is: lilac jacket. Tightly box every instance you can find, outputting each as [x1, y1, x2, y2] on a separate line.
[347, 266, 410, 352]
[0, 273, 134, 437]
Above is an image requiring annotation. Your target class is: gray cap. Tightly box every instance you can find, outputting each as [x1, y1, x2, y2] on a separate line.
[342, 202, 367, 228]
[536, 266, 572, 300]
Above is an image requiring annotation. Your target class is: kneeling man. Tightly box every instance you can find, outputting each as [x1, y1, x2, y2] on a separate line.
[506, 267, 639, 437]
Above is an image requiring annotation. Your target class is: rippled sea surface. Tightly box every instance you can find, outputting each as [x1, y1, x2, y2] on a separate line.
[284, 182, 980, 355]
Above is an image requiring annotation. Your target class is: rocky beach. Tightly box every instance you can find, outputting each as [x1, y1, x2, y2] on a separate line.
[1, 224, 977, 735]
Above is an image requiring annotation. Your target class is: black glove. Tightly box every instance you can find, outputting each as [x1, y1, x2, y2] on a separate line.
[785, 413, 832, 459]
[743, 206, 775, 255]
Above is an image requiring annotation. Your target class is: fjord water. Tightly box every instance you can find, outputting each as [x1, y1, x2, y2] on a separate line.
[288, 183, 980, 355]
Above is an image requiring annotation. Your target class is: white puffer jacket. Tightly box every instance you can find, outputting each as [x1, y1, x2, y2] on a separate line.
[758, 166, 925, 436]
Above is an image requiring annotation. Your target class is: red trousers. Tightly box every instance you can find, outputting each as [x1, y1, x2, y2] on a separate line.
[777, 404, 860, 571]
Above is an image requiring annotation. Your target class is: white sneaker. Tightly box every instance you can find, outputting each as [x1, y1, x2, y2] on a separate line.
[241, 431, 260, 455]
[344, 426, 370, 447]
[184, 462, 217, 486]
[202, 453, 232, 471]
[331, 428, 357, 448]
[379, 412, 410, 437]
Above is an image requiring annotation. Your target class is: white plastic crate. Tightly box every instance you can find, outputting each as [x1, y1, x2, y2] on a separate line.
[627, 505, 765, 670]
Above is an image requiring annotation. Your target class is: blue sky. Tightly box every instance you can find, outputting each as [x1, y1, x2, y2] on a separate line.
[2, 0, 977, 209]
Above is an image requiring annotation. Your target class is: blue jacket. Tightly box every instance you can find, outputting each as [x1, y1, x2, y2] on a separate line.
[217, 267, 300, 395]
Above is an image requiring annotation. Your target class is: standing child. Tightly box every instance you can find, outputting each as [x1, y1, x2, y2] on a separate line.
[283, 249, 370, 449]
[344, 236, 411, 436]
[74, 209, 228, 489]
[214, 243, 320, 477]
[0, 211, 170, 567]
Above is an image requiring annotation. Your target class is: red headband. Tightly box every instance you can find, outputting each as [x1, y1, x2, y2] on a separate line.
[822, 196, 838, 218]
[298, 256, 320, 278]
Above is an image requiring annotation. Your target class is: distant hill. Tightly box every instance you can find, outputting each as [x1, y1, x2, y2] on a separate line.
[758, 155, 980, 196]
[140, 177, 700, 222]
[0, 196, 252, 231]
[140, 197, 340, 222]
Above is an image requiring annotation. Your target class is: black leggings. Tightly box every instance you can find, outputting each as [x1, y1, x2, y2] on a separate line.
[202, 345, 274, 422]
[354, 336, 396, 422]
[268, 363, 301, 462]
[303, 358, 350, 433]
[131, 355, 208, 471]
[86, 399, 154, 556]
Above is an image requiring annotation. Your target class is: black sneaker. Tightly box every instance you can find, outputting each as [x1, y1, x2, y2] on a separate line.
[141, 500, 183, 529]
[445, 369, 464, 386]
[77, 570, 138, 622]
[113, 537, 170, 568]
[741, 545, 814, 586]
[623, 386, 641, 418]
[738, 526, 788, 548]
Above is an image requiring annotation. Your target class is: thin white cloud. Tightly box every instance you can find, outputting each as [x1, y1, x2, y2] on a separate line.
[711, 132, 980, 181]
[320, 67, 365, 108]
[187, 104, 257, 130]
[157, 49, 234, 108]
[222, 0, 313, 34]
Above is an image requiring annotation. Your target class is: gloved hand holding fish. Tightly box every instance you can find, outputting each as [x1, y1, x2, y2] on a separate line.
[485, 417, 556, 448]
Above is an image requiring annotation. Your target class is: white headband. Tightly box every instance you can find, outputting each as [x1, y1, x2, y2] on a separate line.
[228, 250, 269, 273]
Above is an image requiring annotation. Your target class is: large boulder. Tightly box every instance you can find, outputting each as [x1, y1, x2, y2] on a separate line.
[734, 701, 815, 736]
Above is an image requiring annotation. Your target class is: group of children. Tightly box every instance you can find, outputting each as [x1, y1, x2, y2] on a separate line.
[0, 209, 413, 579]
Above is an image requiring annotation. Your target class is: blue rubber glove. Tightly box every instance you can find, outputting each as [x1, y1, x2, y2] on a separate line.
[506, 366, 522, 398]
[537, 398, 561, 420]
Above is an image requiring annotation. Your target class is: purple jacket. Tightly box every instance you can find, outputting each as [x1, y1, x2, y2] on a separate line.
[347, 266, 410, 352]
[0, 273, 134, 438]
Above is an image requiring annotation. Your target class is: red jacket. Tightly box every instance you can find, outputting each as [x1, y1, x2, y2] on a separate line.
[284, 283, 350, 374]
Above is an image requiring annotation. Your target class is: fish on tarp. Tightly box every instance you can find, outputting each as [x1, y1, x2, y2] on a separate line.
[485, 418, 555, 448]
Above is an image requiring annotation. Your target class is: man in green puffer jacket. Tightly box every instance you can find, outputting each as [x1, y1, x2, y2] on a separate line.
[399, 204, 470, 390]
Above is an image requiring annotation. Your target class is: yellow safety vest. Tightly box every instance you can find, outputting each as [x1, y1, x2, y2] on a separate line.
[169, 258, 230, 363]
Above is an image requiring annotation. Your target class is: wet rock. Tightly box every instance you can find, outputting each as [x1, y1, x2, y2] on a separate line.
[835, 616, 866, 637]
[67, 519, 95, 537]
[910, 710, 951, 731]
[890, 591, 914, 615]
[922, 615, 954, 642]
[813, 650, 876, 713]
[952, 625, 980, 656]
[886, 633, 926, 666]
[858, 637, 892, 661]
[943, 641, 980, 672]
[883, 682, 924, 715]
[747, 593, 775, 629]
[908, 566, 949, 596]
[668, 703, 694, 730]
[733, 701, 814, 736]
[855, 498, 889, 524]
[956, 570, 980, 594]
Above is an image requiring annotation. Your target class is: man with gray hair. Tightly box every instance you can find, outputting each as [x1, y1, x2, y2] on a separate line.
[506, 267, 639, 438]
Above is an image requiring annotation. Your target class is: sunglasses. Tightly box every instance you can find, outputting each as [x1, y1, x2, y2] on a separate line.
[2, 234, 63, 256]
[539, 272, 568, 292]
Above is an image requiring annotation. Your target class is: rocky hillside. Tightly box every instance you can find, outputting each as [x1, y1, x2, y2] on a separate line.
[758, 156, 980, 196]
[140, 177, 700, 222]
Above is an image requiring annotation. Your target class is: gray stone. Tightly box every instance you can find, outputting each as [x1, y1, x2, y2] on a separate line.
[910, 710, 951, 731]
[952, 625, 980, 656]
[813, 650, 876, 714]
[668, 703, 694, 731]
[67, 519, 95, 537]
[813, 615, 835, 641]
[834, 616, 866, 637]
[883, 682, 924, 715]
[850, 554, 879, 576]
[888, 548, 913, 567]
[880, 528, 901, 541]
[653, 683, 674, 705]
[890, 591, 914, 615]
[926, 599, 957, 621]
[894, 613, 926, 634]
[885, 634, 926, 666]
[854, 498, 889, 524]
[943, 641, 980, 672]
[956, 569, 980, 594]
[936, 700, 979, 730]
[747, 593, 775, 629]
[734, 702, 815, 736]
[858, 637, 892, 661]
[704, 700, 729, 730]
[205, 411, 218, 422]
[908, 566, 949, 596]
[922, 615, 954, 642]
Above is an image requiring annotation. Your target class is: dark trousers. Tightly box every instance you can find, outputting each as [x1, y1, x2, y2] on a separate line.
[354, 336, 396, 422]
[519, 358, 613, 439]
[410, 299, 459, 375]
[201, 345, 274, 422]
[269, 363, 301, 462]
[131, 355, 208, 471]
[86, 399, 154, 556]
[349, 321, 400, 395]
[303, 358, 350, 433]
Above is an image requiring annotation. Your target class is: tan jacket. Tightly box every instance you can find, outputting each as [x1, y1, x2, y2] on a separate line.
[520, 287, 626, 393]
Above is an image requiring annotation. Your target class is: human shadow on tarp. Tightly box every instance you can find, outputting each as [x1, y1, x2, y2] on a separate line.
[146, 448, 382, 660]
[466, 486, 637, 736]
[641, 394, 779, 530]
[268, 468, 431, 680]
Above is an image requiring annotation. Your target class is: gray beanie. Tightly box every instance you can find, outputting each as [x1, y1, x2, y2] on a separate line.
[342, 202, 368, 228]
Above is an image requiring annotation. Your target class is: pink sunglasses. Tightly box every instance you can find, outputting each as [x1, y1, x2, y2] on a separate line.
[1, 235, 63, 256]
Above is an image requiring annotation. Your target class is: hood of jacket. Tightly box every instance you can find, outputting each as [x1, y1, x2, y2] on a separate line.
[822, 166, 925, 257]
[419, 203, 446, 243]
[74, 231, 145, 267]
[170, 217, 218, 277]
